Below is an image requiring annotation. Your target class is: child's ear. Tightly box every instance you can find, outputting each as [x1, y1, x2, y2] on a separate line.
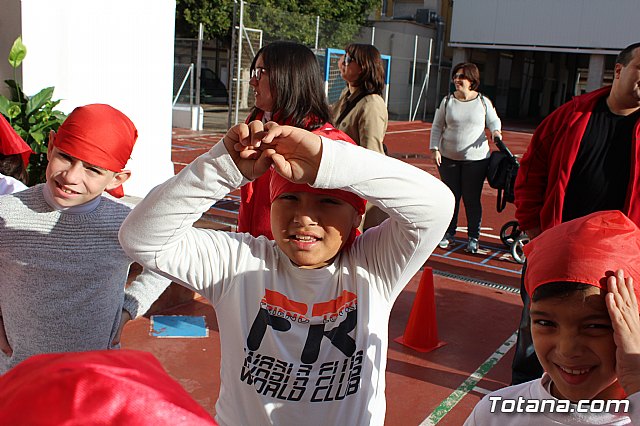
[353, 212, 363, 229]
[106, 170, 132, 191]
[46, 131, 56, 159]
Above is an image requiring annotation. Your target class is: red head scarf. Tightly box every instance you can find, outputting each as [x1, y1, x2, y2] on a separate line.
[53, 104, 138, 197]
[524, 210, 640, 299]
[0, 350, 217, 425]
[0, 114, 32, 166]
[269, 138, 367, 249]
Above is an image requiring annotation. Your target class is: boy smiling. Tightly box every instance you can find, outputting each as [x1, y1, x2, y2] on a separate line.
[465, 210, 640, 425]
[119, 121, 454, 425]
[0, 104, 170, 373]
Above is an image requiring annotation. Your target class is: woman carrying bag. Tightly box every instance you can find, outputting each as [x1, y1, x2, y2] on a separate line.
[333, 43, 389, 230]
[429, 62, 502, 253]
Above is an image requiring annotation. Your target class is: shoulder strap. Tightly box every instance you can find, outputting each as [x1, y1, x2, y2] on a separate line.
[336, 91, 370, 128]
[442, 93, 452, 130]
[479, 93, 489, 126]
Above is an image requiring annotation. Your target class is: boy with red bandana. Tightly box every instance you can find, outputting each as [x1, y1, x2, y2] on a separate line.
[465, 210, 640, 425]
[0, 104, 170, 373]
[120, 121, 454, 425]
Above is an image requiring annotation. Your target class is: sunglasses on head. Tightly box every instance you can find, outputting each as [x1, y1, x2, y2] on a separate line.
[250, 67, 267, 81]
[344, 54, 354, 66]
[452, 73, 466, 80]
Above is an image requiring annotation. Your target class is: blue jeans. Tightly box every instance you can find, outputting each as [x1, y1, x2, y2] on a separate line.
[437, 156, 489, 239]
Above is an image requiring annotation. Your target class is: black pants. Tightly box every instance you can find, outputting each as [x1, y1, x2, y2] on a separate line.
[437, 156, 489, 239]
[511, 261, 544, 384]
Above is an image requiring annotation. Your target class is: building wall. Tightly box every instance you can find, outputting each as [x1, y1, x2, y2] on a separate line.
[2, 0, 176, 197]
[450, 0, 637, 52]
[0, 1, 22, 98]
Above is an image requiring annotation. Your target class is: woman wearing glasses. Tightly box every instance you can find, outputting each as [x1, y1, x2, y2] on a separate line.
[238, 41, 353, 238]
[429, 62, 502, 253]
[332, 44, 389, 230]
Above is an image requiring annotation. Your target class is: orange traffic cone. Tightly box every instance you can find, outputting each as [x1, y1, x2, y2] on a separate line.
[394, 266, 446, 352]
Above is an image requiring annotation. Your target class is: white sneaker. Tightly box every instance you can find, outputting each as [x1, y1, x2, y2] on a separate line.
[438, 235, 453, 249]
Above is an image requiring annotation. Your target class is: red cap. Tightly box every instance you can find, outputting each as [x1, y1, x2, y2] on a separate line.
[268, 138, 367, 248]
[0, 350, 217, 425]
[524, 210, 640, 299]
[0, 114, 32, 166]
[54, 104, 138, 197]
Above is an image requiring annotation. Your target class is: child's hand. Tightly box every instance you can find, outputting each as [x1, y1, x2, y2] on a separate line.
[606, 269, 640, 396]
[257, 121, 323, 184]
[222, 121, 275, 180]
[0, 316, 13, 356]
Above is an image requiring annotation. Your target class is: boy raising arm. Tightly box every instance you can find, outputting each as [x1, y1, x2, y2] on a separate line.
[0, 104, 170, 373]
[119, 121, 454, 425]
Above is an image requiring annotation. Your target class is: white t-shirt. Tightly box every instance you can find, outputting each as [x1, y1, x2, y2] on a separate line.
[119, 137, 454, 426]
[465, 373, 640, 425]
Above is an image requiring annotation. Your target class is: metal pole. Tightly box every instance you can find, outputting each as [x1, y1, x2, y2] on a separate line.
[228, 1, 238, 129]
[234, 0, 244, 125]
[195, 23, 203, 130]
[371, 27, 375, 45]
[411, 38, 432, 121]
[434, 19, 445, 113]
[314, 16, 320, 50]
[409, 34, 418, 120]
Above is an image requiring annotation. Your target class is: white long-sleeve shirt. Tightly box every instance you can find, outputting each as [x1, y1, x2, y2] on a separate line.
[119, 137, 454, 426]
[429, 94, 502, 161]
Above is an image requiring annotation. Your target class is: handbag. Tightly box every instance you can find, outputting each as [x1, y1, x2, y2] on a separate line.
[486, 138, 519, 212]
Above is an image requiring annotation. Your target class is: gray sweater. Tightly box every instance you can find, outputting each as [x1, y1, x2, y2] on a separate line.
[429, 94, 502, 161]
[0, 185, 171, 373]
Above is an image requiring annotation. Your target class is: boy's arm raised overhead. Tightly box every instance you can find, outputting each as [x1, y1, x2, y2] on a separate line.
[308, 128, 454, 300]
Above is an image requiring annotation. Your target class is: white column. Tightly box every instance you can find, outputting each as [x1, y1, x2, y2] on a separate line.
[18, 0, 176, 198]
[586, 54, 606, 93]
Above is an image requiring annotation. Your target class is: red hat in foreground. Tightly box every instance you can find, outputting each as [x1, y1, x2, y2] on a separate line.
[0, 113, 32, 166]
[53, 104, 138, 198]
[0, 350, 217, 426]
[524, 210, 640, 299]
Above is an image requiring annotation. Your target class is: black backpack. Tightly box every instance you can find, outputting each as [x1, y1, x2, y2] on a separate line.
[486, 137, 519, 213]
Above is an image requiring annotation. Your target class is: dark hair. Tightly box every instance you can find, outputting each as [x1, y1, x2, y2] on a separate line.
[531, 282, 594, 303]
[0, 153, 28, 184]
[344, 44, 385, 96]
[451, 62, 480, 91]
[248, 42, 329, 130]
[616, 42, 640, 66]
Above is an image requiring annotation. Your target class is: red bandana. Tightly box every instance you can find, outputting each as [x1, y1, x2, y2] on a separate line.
[524, 210, 640, 299]
[54, 104, 138, 197]
[0, 350, 217, 425]
[0, 114, 32, 166]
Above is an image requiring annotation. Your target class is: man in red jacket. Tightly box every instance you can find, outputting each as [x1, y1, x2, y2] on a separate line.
[511, 41, 640, 385]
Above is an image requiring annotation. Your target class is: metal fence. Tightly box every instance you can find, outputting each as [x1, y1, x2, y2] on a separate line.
[173, 1, 443, 129]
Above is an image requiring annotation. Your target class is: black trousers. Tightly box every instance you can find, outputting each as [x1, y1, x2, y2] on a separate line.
[437, 156, 489, 239]
[511, 261, 544, 384]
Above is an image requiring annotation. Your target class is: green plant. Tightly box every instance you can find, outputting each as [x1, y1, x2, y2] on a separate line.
[0, 37, 66, 185]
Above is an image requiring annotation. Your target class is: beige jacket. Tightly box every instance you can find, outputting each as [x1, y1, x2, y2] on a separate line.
[332, 87, 388, 154]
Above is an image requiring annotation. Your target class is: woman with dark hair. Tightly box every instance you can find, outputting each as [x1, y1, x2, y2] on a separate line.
[429, 62, 502, 253]
[332, 43, 388, 155]
[332, 43, 389, 230]
[238, 41, 353, 238]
